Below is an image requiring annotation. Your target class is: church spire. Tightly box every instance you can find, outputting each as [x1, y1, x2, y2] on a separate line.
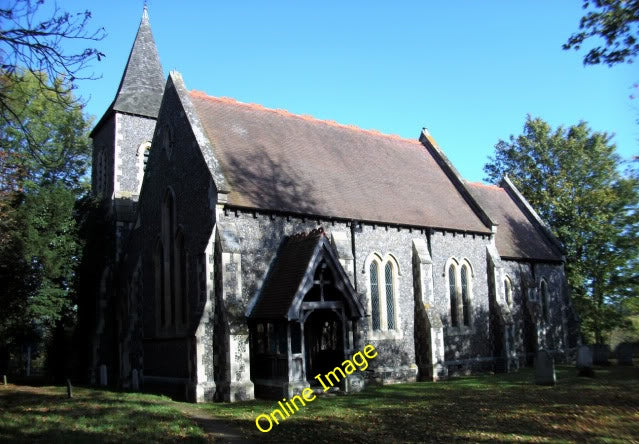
[112, 6, 165, 118]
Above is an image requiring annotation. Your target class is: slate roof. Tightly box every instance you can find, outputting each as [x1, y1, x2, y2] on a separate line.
[250, 231, 325, 320]
[468, 182, 563, 261]
[189, 92, 492, 234]
[111, 7, 165, 118]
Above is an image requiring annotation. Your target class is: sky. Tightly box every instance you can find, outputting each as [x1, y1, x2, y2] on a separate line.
[66, 0, 637, 183]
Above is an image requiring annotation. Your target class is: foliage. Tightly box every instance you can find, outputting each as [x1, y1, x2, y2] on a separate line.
[484, 116, 639, 343]
[1, 365, 638, 442]
[0, 70, 92, 372]
[563, 0, 639, 66]
[0, 70, 92, 189]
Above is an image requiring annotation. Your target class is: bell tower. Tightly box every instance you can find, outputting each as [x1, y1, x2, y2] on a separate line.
[90, 5, 165, 219]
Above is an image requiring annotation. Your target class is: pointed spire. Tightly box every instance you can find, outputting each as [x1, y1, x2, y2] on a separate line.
[112, 5, 165, 118]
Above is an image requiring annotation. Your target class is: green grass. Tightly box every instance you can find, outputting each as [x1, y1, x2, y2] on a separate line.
[0, 385, 206, 443]
[1, 365, 638, 443]
[199, 365, 639, 443]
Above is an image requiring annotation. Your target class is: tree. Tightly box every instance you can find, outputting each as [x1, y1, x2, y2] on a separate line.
[484, 116, 639, 344]
[0, 0, 104, 152]
[1, 70, 92, 190]
[563, 0, 639, 66]
[0, 71, 92, 374]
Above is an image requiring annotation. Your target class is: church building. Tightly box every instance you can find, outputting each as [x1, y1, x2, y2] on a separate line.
[87, 9, 580, 402]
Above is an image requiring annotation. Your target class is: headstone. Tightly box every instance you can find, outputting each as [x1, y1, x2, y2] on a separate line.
[99, 364, 107, 386]
[616, 343, 634, 366]
[131, 369, 139, 391]
[534, 350, 556, 385]
[591, 344, 610, 365]
[3, 374, 6, 385]
[576, 345, 594, 377]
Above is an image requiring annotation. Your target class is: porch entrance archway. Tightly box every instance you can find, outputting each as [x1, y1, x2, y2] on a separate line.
[304, 309, 344, 380]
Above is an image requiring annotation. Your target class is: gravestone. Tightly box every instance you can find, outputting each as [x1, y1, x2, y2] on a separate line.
[591, 344, 610, 365]
[534, 350, 556, 386]
[616, 343, 634, 366]
[99, 364, 107, 386]
[576, 345, 594, 377]
[131, 369, 139, 391]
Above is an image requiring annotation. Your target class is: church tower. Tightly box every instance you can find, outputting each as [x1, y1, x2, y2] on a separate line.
[90, 5, 165, 234]
[85, 6, 165, 387]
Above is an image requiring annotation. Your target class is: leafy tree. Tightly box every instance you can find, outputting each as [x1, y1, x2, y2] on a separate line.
[0, 71, 92, 373]
[1, 70, 92, 189]
[485, 116, 639, 344]
[564, 0, 639, 66]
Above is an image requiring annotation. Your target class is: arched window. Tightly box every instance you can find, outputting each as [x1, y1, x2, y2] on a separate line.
[174, 230, 185, 325]
[367, 253, 400, 333]
[158, 188, 188, 331]
[369, 261, 381, 331]
[154, 240, 165, 327]
[461, 264, 470, 326]
[446, 258, 473, 328]
[448, 264, 458, 327]
[540, 280, 549, 321]
[136, 142, 152, 186]
[504, 277, 513, 306]
[385, 262, 395, 330]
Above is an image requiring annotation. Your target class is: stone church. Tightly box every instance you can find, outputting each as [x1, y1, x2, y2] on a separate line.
[88, 9, 580, 402]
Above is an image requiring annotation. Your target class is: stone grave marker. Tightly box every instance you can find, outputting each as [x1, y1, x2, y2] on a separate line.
[616, 343, 634, 366]
[576, 345, 594, 377]
[99, 364, 107, 386]
[131, 369, 139, 391]
[534, 350, 556, 386]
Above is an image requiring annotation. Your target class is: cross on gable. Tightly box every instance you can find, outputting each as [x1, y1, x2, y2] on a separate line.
[314, 262, 332, 302]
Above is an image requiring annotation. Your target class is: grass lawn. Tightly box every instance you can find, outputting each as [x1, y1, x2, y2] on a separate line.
[1, 364, 638, 443]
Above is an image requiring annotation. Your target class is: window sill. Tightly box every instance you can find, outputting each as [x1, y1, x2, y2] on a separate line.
[368, 329, 403, 341]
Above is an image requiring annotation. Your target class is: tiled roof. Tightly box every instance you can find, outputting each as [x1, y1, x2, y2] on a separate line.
[250, 229, 365, 320]
[112, 8, 165, 118]
[250, 231, 323, 320]
[189, 92, 492, 233]
[468, 182, 563, 261]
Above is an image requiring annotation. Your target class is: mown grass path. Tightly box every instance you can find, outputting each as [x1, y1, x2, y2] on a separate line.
[1, 365, 637, 443]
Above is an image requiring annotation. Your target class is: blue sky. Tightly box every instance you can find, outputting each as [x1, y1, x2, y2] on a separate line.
[72, 1, 637, 183]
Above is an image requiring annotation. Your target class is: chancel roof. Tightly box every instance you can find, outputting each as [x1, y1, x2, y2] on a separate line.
[468, 182, 563, 261]
[111, 7, 165, 118]
[189, 92, 492, 233]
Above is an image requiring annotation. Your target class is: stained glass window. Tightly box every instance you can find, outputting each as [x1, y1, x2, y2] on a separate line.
[370, 262, 381, 331]
[449, 264, 458, 327]
[385, 262, 395, 330]
[461, 264, 470, 326]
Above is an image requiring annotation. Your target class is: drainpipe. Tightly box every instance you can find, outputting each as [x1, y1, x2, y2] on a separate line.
[350, 220, 358, 292]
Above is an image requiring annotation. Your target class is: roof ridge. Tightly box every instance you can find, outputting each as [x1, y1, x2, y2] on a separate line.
[468, 181, 505, 191]
[189, 90, 422, 146]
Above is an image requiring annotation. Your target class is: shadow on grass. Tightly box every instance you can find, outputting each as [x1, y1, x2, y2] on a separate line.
[0, 386, 206, 443]
[202, 365, 639, 443]
[2, 365, 638, 443]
